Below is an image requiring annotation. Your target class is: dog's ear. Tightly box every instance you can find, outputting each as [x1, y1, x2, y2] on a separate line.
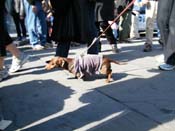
[46, 60, 51, 63]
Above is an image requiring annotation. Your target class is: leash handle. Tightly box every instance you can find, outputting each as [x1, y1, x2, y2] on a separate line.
[82, 0, 136, 55]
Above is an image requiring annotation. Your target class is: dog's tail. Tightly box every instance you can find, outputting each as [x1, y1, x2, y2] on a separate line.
[109, 59, 127, 65]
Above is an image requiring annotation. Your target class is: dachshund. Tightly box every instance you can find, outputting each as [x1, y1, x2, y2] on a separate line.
[45, 55, 126, 83]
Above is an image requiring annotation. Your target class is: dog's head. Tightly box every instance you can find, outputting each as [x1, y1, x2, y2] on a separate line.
[45, 57, 68, 70]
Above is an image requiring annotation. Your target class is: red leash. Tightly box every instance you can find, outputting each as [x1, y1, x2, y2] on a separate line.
[85, 0, 136, 53]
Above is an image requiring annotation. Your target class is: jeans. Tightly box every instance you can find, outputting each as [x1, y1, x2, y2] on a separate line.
[23, 0, 47, 46]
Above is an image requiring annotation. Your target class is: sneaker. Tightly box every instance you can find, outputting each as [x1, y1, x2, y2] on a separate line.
[159, 63, 175, 71]
[111, 44, 120, 53]
[32, 44, 44, 50]
[9, 53, 29, 73]
[143, 43, 152, 52]
[0, 68, 9, 82]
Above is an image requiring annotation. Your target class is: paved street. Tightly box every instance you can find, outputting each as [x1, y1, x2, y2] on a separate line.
[1, 38, 175, 131]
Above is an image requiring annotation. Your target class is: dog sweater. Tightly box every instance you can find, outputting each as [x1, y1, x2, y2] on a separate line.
[74, 55, 103, 78]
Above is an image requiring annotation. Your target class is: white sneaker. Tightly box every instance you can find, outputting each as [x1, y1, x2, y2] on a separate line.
[0, 68, 9, 82]
[9, 53, 29, 73]
[159, 63, 175, 71]
[32, 44, 44, 50]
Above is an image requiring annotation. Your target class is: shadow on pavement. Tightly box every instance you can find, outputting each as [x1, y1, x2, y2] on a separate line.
[0, 80, 73, 131]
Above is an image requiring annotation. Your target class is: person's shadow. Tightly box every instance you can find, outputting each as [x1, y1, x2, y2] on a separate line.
[0, 79, 73, 131]
[15, 70, 175, 131]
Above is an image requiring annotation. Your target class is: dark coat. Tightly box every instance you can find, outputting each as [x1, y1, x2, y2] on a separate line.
[50, 0, 97, 43]
[0, 0, 13, 56]
[95, 0, 114, 22]
[115, 0, 133, 14]
[0, 0, 6, 39]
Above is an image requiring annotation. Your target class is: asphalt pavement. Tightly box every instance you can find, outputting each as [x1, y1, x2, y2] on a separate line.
[1, 38, 175, 131]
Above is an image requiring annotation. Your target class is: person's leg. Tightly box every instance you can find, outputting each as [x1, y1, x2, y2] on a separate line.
[35, 1, 47, 46]
[143, 1, 158, 52]
[158, 0, 175, 71]
[87, 2, 98, 54]
[55, 42, 71, 57]
[165, 0, 175, 64]
[100, 21, 119, 53]
[6, 43, 21, 58]
[95, 22, 102, 52]
[118, 11, 132, 42]
[157, 0, 173, 47]
[100, 21, 117, 44]
[12, 13, 22, 39]
[4, 32, 29, 73]
[23, 0, 40, 47]
[19, 18, 27, 38]
[7, 43, 29, 73]
[130, 11, 140, 39]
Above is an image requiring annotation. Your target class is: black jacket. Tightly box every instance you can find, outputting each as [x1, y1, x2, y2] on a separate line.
[50, 0, 97, 43]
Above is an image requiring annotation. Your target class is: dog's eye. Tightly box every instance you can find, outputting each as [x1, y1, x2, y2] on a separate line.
[46, 60, 50, 63]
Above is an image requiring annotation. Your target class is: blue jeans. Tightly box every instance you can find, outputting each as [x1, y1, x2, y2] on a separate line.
[23, 0, 47, 46]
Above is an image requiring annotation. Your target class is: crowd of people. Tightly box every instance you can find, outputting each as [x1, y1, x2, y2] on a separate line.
[0, 0, 175, 82]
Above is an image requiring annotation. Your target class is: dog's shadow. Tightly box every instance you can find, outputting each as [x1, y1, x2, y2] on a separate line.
[67, 72, 127, 82]
[111, 72, 128, 81]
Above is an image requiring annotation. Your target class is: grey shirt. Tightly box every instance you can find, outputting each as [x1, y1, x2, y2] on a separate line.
[74, 55, 103, 78]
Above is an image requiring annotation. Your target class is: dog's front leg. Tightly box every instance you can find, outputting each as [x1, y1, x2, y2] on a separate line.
[106, 71, 112, 83]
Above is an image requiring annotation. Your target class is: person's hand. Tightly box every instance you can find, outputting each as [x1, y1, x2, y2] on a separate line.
[32, 5, 38, 13]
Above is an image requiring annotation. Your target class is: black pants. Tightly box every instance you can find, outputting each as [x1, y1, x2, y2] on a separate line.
[96, 21, 117, 44]
[0, 15, 13, 57]
[12, 13, 27, 38]
[55, 42, 70, 57]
